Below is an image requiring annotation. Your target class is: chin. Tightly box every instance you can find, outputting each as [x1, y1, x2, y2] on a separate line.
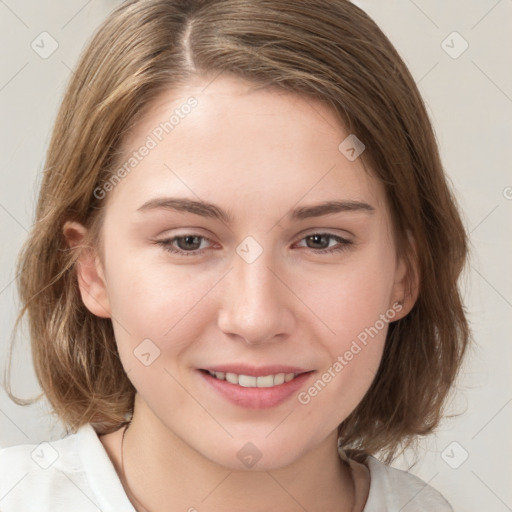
[199, 435, 309, 472]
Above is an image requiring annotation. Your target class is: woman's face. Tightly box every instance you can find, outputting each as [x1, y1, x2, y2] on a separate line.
[72, 74, 412, 469]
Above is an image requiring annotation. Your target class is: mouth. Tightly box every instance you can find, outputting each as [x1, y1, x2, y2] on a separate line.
[201, 369, 304, 388]
[198, 367, 315, 409]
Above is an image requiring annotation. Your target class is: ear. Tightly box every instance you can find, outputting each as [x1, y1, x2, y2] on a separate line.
[389, 230, 419, 322]
[63, 221, 112, 319]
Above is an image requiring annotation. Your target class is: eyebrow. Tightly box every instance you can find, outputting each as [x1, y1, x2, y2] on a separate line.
[136, 197, 375, 223]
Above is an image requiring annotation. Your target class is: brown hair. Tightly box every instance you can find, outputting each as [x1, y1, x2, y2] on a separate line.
[6, 0, 470, 463]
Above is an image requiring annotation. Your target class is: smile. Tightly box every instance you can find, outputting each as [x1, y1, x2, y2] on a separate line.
[206, 370, 299, 387]
[199, 368, 314, 409]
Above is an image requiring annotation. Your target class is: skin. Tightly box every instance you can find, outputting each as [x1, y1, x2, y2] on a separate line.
[64, 73, 418, 512]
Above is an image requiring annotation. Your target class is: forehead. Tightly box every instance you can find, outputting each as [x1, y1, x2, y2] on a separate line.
[107, 74, 387, 218]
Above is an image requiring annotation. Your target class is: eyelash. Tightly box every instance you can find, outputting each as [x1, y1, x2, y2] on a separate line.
[154, 232, 353, 257]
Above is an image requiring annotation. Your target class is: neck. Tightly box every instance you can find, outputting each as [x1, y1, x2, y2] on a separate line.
[117, 396, 356, 512]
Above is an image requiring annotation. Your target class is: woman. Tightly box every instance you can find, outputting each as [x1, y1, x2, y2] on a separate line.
[1, 1, 469, 510]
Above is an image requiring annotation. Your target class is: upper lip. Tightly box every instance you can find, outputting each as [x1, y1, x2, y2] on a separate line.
[201, 364, 312, 377]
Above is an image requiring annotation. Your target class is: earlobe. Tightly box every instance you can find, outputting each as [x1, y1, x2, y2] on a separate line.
[63, 221, 112, 319]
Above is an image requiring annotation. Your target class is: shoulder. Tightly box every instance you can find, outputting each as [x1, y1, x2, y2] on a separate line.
[363, 455, 453, 512]
[0, 424, 135, 511]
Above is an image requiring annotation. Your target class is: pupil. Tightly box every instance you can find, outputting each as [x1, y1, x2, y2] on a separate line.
[309, 234, 327, 249]
[180, 236, 201, 250]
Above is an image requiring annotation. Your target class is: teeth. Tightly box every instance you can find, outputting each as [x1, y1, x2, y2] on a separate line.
[226, 372, 238, 384]
[239, 375, 257, 387]
[274, 373, 285, 385]
[256, 375, 274, 388]
[207, 370, 299, 387]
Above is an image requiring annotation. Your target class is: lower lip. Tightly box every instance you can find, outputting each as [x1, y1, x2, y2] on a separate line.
[198, 370, 314, 409]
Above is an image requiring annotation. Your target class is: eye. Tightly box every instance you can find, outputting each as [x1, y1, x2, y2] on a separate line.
[294, 232, 353, 254]
[154, 234, 214, 256]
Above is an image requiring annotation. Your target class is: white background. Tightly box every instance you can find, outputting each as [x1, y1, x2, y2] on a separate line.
[0, 1, 511, 510]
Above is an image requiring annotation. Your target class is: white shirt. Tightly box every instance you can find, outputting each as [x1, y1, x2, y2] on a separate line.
[0, 423, 453, 511]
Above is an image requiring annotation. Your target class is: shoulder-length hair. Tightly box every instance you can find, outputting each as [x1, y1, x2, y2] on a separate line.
[7, 0, 470, 463]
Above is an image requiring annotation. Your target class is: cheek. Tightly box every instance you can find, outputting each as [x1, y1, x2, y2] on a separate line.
[294, 246, 396, 406]
[296, 282, 391, 432]
[104, 255, 216, 407]
[302, 248, 396, 348]
[103, 248, 222, 383]
[105, 245, 210, 332]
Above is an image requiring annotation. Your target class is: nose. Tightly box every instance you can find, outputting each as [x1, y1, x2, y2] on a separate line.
[217, 247, 295, 345]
